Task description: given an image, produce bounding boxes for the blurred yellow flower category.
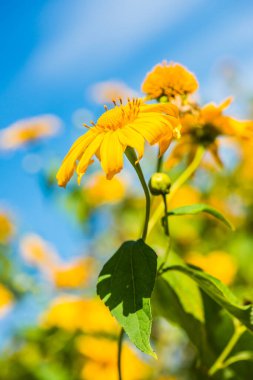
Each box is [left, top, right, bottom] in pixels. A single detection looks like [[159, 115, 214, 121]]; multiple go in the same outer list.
[[186, 250, 237, 285], [0, 283, 14, 318], [85, 172, 126, 205], [90, 80, 138, 104], [20, 234, 58, 269], [142, 61, 198, 100], [57, 98, 180, 187], [42, 296, 119, 333], [77, 336, 150, 380], [0, 115, 61, 151], [51, 257, 94, 289], [167, 98, 253, 168], [0, 211, 14, 244]]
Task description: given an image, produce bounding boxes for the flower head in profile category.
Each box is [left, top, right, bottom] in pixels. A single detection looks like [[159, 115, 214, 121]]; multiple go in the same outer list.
[[142, 61, 198, 100], [57, 98, 181, 187], [166, 98, 253, 168], [0, 115, 61, 151]]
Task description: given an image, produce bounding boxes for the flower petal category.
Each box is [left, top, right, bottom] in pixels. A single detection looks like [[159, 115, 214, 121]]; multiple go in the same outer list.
[[76, 133, 106, 184], [56, 130, 97, 187], [117, 126, 144, 161], [99, 132, 124, 179]]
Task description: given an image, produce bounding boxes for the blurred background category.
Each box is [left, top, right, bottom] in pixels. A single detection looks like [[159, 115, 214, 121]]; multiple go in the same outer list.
[[1, 1, 253, 379]]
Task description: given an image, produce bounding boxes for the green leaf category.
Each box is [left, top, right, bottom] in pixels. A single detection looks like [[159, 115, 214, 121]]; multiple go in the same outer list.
[[163, 264, 253, 332], [223, 351, 253, 368], [166, 203, 234, 230], [153, 253, 217, 366], [97, 239, 157, 357]]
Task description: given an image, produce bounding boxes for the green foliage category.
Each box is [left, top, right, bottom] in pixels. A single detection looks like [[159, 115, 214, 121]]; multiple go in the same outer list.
[[97, 239, 157, 356], [166, 203, 234, 230], [163, 264, 253, 332]]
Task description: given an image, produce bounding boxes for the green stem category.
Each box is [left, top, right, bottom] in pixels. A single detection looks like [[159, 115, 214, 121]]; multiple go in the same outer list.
[[156, 152, 163, 172], [147, 145, 205, 237], [117, 328, 124, 380], [208, 322, 246, 376], [162, 194, 169, 236], [125, 147, 151, 241]]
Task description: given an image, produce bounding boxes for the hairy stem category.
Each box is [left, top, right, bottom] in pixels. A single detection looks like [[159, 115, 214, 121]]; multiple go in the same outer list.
[[125, 147, 151, 241]]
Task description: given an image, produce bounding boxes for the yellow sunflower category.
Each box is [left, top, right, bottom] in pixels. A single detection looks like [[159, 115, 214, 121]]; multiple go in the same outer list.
[[57, 98, 180, 187], [142, 61, 198, 100], [166, 98, 253, 168]]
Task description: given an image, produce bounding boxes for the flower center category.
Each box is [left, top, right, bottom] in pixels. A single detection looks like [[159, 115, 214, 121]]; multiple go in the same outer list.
[[96, 100, 141, 131]]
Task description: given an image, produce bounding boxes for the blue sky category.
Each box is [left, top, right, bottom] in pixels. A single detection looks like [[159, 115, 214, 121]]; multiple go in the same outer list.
[[0, 0, 253, 259]]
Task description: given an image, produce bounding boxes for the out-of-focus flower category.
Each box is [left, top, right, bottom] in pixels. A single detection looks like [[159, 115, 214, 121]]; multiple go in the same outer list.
[[142, 61, 198, 100], [186, 250, 237, 285], [41, 296, 119, 334], [0, 211, 14, 244], [0, 283, 14, 318], [169, 185, 200, 209], [77, 336, 150, 380], [57, 99, 180, 187], [166, 98, 253, 168], [0, 115, 61, 151], [85, 172, 126, 205], [50, 257, 94, 289], [90, 80, 139, 104], [20, 234, 58, 270]]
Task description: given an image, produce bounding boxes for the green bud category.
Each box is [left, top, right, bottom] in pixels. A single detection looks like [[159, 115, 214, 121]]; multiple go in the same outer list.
[[158, 95, 168, 103], [149, 172, 172, 196]]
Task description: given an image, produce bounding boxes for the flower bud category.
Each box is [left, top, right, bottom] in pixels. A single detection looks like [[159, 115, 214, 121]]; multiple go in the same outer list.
[[149, 172, 172, 196], [158, 95, 168, 103]]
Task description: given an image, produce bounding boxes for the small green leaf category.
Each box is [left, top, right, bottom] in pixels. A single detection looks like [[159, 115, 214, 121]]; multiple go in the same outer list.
[[164, 265, 253, 332], [97, 239, 157, 357], [166, 203, 234, 230], [223, 351, 253, 368]]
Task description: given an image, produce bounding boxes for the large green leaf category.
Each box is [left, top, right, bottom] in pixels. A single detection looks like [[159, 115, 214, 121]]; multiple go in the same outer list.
[[97, 239, 157, 357], [153, 253, 217, 366], [166, 203, 234, 230], [164, 264, 253, 332]]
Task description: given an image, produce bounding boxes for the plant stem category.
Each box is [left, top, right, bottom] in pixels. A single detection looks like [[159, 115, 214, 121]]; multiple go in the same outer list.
[[147, 145, 205, 237], [208, 322, 246, 376], [156, 152, 163, 172], [117, 328, 124, 380], [125, 147, 151, 241]]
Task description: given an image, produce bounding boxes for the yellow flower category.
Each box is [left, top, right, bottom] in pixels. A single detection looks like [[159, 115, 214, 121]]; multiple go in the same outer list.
[[0, 211, 14, 244], [166, 98, 253, 168], [0, 115, 61, 151], [77, 336, 150, 380], [142, 61, 198, 100], [56, 98, 180, 187], [20, 234, 58, 269], [50, 257, 94, 289], [186, 250, 237, 285], [85, 172, 126, 205], [41, 296, 119, 334], [0, 283, 14, 318]]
